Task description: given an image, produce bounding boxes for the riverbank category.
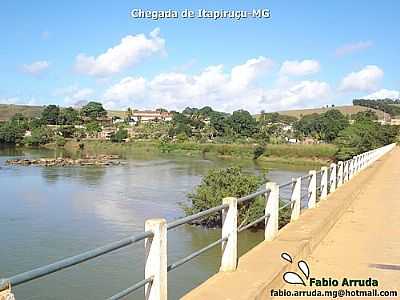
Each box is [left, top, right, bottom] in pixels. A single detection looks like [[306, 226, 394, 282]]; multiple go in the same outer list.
[[55, 140, 337, 167]]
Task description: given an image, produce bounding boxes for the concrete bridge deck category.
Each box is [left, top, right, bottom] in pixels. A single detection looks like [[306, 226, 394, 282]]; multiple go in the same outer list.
[[279, 147, 400, 298], [183, 147, 399, 299]]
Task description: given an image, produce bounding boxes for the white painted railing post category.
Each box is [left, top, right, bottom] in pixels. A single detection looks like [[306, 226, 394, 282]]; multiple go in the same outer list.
[[349, 159, 354, 180], [220, 197, 237, 272], [320, 167, 328, 200], [265, 182, 279, 241], [329, 163, 337, 193], [290, 177, 301, 221], [337, 161, 344, 187], [307, 171, 317, 209], [145, 219, 167, 300]]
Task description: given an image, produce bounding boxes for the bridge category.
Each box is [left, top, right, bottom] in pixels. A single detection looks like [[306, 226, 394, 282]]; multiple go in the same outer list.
[[0, 143, 398, 300]]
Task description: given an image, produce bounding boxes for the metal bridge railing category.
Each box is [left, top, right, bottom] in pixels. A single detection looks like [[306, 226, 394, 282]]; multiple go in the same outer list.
[[0, 143, 396, 300]]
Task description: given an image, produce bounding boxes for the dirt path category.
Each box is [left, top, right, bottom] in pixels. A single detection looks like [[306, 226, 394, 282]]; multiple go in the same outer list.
[[277, 148, 400, 299]]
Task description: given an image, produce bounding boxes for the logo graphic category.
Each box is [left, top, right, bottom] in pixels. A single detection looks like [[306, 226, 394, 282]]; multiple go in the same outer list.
[[281, 252, 310, 286]]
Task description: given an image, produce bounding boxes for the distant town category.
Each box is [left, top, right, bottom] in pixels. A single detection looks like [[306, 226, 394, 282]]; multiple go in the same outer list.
[[0, 98, 399, 161]]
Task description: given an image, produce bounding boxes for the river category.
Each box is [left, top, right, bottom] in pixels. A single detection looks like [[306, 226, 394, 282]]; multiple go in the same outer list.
[[0, 146, 308, 300]]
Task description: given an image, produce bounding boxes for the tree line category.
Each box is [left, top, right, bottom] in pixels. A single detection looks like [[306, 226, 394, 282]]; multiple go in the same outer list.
[[1, 103, 399, 160], [353, 99, 400, 116]]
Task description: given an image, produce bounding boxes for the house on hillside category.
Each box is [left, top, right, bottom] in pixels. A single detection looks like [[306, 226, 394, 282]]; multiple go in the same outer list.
[[130, 110, 172, 123], [98, 127, 115, 140], [82, 116, 113, 126], [391, 118, 400, 126]]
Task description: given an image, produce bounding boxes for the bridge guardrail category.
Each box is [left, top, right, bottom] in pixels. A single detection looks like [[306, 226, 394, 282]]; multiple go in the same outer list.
[[0, 143, 396, 300]]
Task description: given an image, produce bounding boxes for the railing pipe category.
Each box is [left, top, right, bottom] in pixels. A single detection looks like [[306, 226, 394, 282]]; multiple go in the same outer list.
[[0, 231, 153, 291]]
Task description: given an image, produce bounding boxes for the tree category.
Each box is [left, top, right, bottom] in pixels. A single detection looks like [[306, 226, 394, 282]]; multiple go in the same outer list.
[[294, 110, 349, 142], [229, 110, 257, 137], [182, 167, 264, 227], [81, 101, 107, 119], [352, 110, 378, 122], [353, 99, 400, 116], [85, 122, 102, 137], [210, 112, 228, 136], [24, 126, 54, 146], [41, 105, 60, 125], [110, 128, 128, 143], [58, 107, 79, 125], [334, 118, 398, 160], [0, 121, 25, 144], [318, 110, 349, 142]]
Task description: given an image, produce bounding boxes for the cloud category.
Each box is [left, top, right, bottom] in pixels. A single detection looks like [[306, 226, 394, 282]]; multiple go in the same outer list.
[[22, 60, 50, 76], [363, 89, 400, 100], [103, 57, 330, 113], [54, 85, 94, 106], [339, 65, 383, 92], [279, 59, 320, 77], [74, 28, 165, 77], [335, 41, 373, 57]]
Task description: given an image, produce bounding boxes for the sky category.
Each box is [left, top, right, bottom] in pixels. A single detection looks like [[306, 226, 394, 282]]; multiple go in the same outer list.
[[1, 0, 399, 113]]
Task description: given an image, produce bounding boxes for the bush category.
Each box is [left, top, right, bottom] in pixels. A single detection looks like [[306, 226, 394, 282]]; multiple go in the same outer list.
[[55, 136, 66, 147], [24, 126, 54, 146], [253, 145, 266, 159], [110, 129, 128, 143], [181, 167, 264, 228]]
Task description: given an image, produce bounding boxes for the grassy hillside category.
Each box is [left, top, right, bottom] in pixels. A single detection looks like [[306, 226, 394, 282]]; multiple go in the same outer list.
[[276, 105, 389, 120], [0, 104, 126, 121], [0, 104, 44, 121]]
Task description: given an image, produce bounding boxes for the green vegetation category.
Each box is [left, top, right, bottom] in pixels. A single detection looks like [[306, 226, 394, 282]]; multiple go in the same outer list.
[[85, 121, 102, 137], [110, 128, 128, 143], [335, 112, 398, 160], [81, 101, 107, 119], [0, 120, 25, 144], [182, 167, 264, 227], [181, 167, 291, 229], [24, 126, 54, 146], [353, 99, 400, 116], [1, 102, 398, 165], [55, 136, 66, 147], [294, 109, 349, 142]]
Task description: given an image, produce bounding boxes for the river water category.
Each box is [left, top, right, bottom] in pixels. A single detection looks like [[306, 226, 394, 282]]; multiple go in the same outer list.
[[0, 147, 307, 300]]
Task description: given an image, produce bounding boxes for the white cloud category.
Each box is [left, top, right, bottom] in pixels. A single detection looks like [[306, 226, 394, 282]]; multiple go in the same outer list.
[[279, 59, 320, 77], [75, 28, 165, 77], [102, 57, 330, 113], [335, 41, 373, 57], [54, 85, 94, 106], [339, 65, 383, 92], [364, 89, 400, 100], [22, 60, 50, 76]]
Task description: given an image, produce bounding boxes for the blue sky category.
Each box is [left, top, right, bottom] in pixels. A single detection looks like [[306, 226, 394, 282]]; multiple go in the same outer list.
[[1, 0, 399, 112]]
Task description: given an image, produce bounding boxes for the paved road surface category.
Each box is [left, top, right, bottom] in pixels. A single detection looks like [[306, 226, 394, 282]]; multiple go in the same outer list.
[[277, 148, 400, 299]]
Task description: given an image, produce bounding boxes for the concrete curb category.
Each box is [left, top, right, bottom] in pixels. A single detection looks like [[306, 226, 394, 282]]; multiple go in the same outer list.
[[181, 152, 391, 300]]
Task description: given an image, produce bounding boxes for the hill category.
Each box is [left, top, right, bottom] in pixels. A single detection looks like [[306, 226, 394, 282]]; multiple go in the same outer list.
[[0, 104, 44, 121], [0, 104, 127, 121], [276, 105, 390, 120]]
